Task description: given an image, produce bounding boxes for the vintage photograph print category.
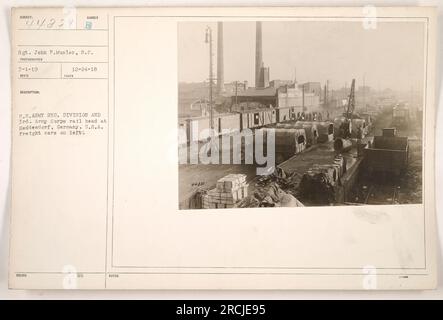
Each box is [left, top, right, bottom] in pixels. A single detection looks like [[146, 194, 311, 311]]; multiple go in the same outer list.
[[178, 20, 424, 209]]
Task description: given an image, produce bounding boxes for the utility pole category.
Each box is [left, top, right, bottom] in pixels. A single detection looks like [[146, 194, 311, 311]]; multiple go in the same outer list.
[[216, 22, 224, 95], [302, 83, 305, 113], [326, 80, 329, 107], [285, 85, 289, 110], [323, 82, 328, 108], [205, 26, 214, 133], [323, 85, 326, 107], [363, 74, 366, 112], [234, 80, 238, 112]]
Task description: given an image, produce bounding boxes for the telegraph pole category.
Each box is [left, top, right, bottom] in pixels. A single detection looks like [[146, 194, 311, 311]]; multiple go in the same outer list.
[[302, 83, 305, 112], [205, 26, 215, 133], [363, 74, 367, 112], [204, 25, 219, 157], [234, 81, 238, 112]]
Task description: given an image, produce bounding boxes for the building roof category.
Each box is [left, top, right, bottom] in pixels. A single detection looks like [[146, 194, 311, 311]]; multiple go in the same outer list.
[[237, 107, 276, 114], [236, 87, 277, 97]]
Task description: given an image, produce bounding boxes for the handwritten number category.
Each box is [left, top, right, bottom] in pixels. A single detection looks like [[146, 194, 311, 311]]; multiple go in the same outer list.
[[47, 18, 56, 29]]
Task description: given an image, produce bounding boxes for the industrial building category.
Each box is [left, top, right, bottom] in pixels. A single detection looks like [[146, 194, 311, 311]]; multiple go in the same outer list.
[[233, 87, 278, 108], [269, 79, 294, 88], [277, 85, 320, 111], [223, 81, 248, 96], [300, 82, 322, 96]]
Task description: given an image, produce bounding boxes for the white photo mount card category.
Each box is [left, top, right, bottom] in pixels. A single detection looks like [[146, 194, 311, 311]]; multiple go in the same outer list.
[[9, 6, 438, 290]]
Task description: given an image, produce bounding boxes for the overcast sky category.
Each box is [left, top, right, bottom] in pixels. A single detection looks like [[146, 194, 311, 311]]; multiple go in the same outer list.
[[178, 20, 425, 92]]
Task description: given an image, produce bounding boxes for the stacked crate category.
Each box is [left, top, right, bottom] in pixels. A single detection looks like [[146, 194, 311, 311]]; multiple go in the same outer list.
[[202, 174, 249, 209]]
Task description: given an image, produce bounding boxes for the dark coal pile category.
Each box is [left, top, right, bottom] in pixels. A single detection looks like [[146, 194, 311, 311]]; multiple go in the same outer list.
[[298, 172, 336, 205]]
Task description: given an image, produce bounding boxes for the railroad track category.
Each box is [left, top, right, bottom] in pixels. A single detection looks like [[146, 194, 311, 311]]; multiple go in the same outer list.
[[363, 184, 400, 205]]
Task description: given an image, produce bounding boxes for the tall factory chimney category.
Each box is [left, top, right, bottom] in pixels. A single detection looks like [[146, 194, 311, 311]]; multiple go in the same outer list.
[[255, 21, 263, 88], [217, 22, 225, 94]]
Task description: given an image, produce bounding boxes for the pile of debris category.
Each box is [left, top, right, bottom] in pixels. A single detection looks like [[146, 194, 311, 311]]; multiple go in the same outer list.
[[237, 167, 304, 207], [298, 171, 335, 204], [298, 155, 346, 205], [202, 174, 249, 209], [254, 183, 304, 207], [254, 166, 301, 190]]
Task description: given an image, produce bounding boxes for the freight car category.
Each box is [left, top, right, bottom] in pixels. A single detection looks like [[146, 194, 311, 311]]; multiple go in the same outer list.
[[179, 113, 241, 142], [392, 104, 410, 128], [363, 128, 409, 176], [239, 108, 277, 130], [293, 121, 318, 146], [179, 108, 333, 146], [333, 115, 352, 139], [315, 121, 334, 143], [261, 127, 307, 163]]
